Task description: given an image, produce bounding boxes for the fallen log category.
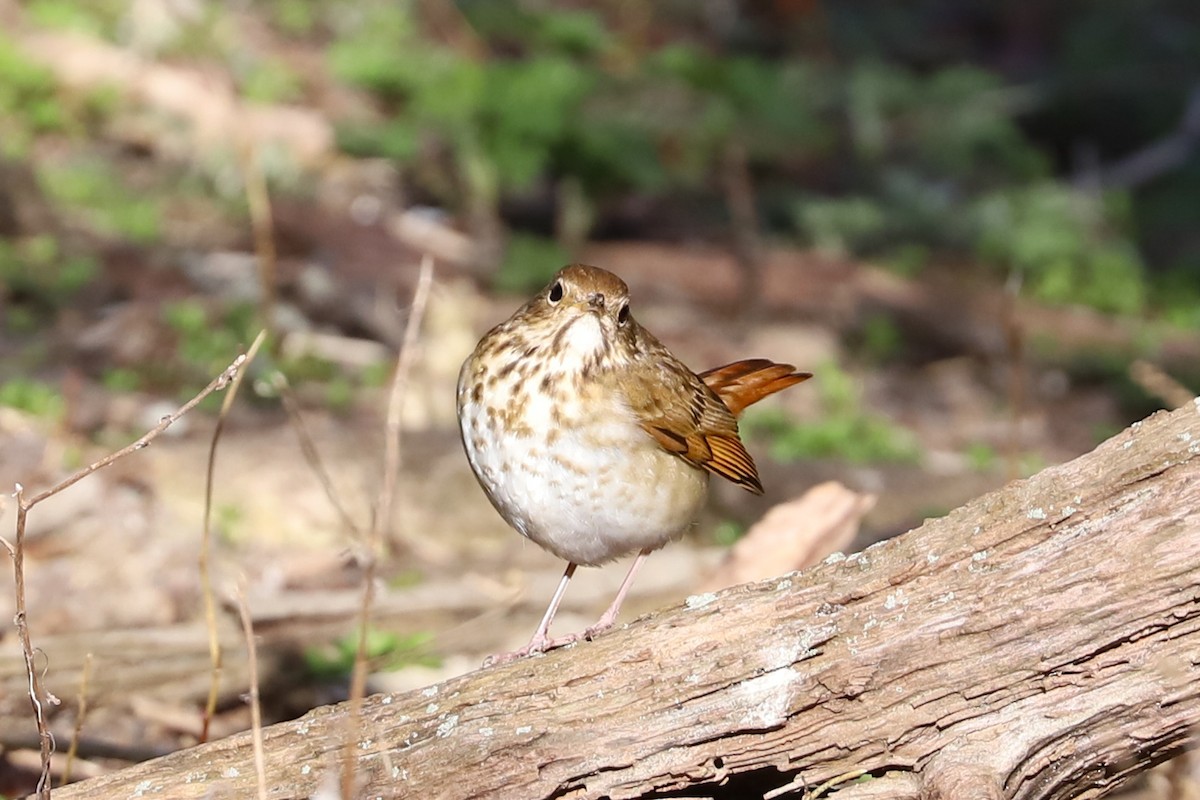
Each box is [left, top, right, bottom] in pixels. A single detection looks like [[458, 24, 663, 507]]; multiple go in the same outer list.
[[54, 400, 1200, 799]]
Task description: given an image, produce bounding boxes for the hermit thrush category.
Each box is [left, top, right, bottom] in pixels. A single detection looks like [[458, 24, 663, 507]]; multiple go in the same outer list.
[[457, 264, 810, 664]]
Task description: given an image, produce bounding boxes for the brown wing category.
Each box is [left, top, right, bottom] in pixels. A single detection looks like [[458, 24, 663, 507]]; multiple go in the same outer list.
[[699, 359, 812, 416], [617, 357, 766, 494]]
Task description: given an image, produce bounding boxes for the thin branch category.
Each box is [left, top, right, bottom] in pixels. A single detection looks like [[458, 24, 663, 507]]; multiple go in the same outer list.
[[1002, 271, 1025, 482], [6, 484, 57, 799], [340, 256, 434, 798], [200, 330, 268, 743], [235, 581, 268, 800], [1130, 359, 1195, 410], [721, 136, 765, 316], [380, 255, 435, 544], [62, 651, 93, 785], [241, 140, 278, 347], [22, 358, 247, 508], [1080, 84, 1200, 190], [0, 351, 251, 799], [274, 373, 364, 540]]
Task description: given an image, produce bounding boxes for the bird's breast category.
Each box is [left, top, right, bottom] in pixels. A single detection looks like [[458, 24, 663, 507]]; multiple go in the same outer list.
[[457, 357, 707, 566]]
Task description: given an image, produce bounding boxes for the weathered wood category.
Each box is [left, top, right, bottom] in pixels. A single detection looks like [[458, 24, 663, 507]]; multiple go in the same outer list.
[[0, 623, 254, 721], [0, 549, 721, 731], [54, 401, 1200, 799]]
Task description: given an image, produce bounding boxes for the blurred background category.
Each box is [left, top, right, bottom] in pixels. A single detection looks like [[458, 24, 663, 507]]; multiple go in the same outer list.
[[0, 0, 1197, 794]]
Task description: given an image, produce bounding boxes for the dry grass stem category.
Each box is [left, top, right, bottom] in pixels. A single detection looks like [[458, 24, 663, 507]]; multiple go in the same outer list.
[[62, 651, 93, 785], [1131, 359, 1195, 409], [380, 255, 436, 540], [0, 351, 252, 799], [235, 582, 269, 800], [274, 373, 364, 539], [200, 330, 268, 742], [1002, 272, 1026, 482], [241, 141, 278, 344], [340, 255, 434, 798]]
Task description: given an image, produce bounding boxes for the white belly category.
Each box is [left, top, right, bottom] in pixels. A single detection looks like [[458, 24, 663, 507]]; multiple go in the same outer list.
[[458, 372, 708, 566]]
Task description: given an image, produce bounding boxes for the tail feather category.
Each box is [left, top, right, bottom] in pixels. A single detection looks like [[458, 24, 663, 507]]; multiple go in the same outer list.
[[700, 359, 812, 417]]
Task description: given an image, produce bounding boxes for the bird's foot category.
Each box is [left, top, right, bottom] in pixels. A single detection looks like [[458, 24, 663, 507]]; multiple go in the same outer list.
[[482, 631, 583, 667], [581, 615, 619, 642]]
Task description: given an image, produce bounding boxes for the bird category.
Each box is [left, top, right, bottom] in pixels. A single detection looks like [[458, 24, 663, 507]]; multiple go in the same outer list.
[[457, 264, 811, 664]]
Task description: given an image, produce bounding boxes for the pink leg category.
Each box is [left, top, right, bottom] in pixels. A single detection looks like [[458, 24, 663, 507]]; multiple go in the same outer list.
[[484, 563, 577, 667], [583, 548, 651, 640]]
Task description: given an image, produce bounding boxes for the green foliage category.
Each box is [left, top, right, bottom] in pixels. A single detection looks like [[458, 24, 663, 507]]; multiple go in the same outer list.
[[712, 520, 746, 547], [784, 59, 1153, 318], [1018, 452, 1047, 478], [0, 235, 98, 313], [0, 378, 65, 420], [214, 502, 245, 544], [331, 5, 596, 195], [240, 58, 304, 104], [335, 120, 418, 162], [163, 304, 389, 411], [495, 234, 568, 293], [323, 374, 354, 412], [304, 629, 439, 680], [485, 57, 596, 188], [0, 32, 119, 159], [268, 0, 319, 36], [0, 36, 66, 156], [387, 568, 424, 589], [276, 353, 338, 384], [163, 299, 259, 386], [1152, 270, 1200, 329], [846, 62, 1045, 180], [25, 0, 123, 37], [360, 360, 392, 389], [796, 195, 889, 255], [39, 159, 162, 243], [101, 368, 141, 393], [532, 9, 611, 56], [325, 4, 420, 98], [742, 362, 920, 464], [856, 314, 903, 363], [8, 2, 1177, 325], [326, 2, 1165, 315], [965, 442, 998, 473], [1092, 422, 1122, 445], [264, 351, 391, 413], [884, 243, 930, 277], [973, 185, 1145, 315]]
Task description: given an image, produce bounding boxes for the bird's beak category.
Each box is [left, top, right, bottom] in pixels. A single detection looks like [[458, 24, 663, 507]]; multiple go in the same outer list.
[[586, 292, 606, 311]]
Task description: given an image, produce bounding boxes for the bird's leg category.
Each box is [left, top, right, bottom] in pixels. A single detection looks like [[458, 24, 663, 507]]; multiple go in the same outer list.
[[484, 562, 578, 667], [583, 548, 651, 640]]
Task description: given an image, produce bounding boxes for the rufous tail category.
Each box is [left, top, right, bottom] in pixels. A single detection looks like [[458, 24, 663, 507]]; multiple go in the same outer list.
[[699, 359, 812, 417]]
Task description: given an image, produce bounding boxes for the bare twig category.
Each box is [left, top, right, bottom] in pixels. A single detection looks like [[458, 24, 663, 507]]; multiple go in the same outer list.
[[380, 256, 435, 546], [235, 582, 268, 800], [1130, 360, 1195, 410], [1002, 272, 1025, 482], [721, 136, 765, 315], [200, 330, 268, 743], [62, 651, 93, 785], [274, 374, 364, 540], [4, 485, 57, 799], [1077, 85, 1200, 191], [340, 256, 434, 798], [0, 353, 251, 799], [241, 140, 278, 347]]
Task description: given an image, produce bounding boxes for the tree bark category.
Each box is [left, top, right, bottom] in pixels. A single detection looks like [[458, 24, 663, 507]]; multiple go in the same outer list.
[[54, 401, 1200, 800]]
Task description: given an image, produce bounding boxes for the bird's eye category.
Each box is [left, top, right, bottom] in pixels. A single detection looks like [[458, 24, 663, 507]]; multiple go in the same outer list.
[[548, 281, 564, 304], [617, 303, 630, 325]]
